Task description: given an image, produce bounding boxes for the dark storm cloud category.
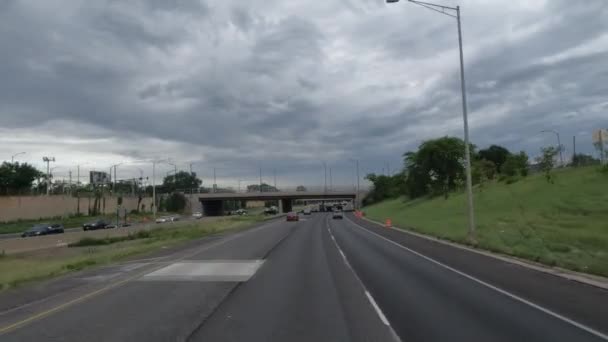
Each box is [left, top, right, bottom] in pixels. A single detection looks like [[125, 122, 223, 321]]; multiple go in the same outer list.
[[1, 0, 607, 182]]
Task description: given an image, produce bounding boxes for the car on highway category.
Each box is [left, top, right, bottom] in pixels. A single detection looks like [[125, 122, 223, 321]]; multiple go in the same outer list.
[[192, 212, 203, 219], [21, 223, 65, 237], [83, 219, 110, 231], [303, 208, 312, 215], [332, 210, 344, 220], [286, 211, 299, 222], [264, 206, 279, 215]]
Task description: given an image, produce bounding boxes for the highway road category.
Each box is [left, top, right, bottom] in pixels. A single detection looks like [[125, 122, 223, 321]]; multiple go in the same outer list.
[[0, 213, 607, 341]]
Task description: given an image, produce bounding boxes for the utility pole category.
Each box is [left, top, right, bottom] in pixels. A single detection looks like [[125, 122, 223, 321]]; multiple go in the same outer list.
[[189, 163, 194, 198], [68, 170, 72, 193], [323, 161, 327, 193], [152, 161, 157, 219], [213, 167, 217, 193], [573, 136, 576, 165], [329, 167, 333, 191], [259, 167, 263, 193], [42, 157, 55, 196], [273, 168, 277, 189]]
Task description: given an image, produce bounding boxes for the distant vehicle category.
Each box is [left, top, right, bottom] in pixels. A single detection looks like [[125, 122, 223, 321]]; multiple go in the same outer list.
[[21, 223, 64, 237], [83, 220, 110, 231], [343, 202, 354, 212], [192, 212, 203, 219], [286, 212, 299, 222], [264, 206, 279, 215], [169, 215, 180, 222], [303, 208, 312, 215], [235, 209, 248, 215], [311, 206, 320, 213], [155, 216, 171, 223], [332, 210, 344, 220]]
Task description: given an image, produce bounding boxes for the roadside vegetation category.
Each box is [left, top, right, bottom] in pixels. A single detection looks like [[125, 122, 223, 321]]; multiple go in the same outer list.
[[0, 215, 267, 291], [362, 135, 608, 277]]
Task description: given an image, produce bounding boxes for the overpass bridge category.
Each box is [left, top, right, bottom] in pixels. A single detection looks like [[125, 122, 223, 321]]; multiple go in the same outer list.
[[197, 191, 357, 216]]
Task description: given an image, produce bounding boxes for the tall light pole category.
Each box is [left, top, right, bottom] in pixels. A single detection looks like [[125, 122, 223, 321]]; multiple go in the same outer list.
[[541, 129, 564, 166], [387, 0, 476, 241], [322, 161, 327, 193], [42, 157, 55, 195], [349, 159, 360, 209], [11, 152, 26, 163], [110, 163, 123, 194]]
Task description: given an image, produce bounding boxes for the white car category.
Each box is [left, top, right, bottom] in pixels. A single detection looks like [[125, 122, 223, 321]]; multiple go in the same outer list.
[[192, 212, 203, 219], [155, 216, 171, 223]]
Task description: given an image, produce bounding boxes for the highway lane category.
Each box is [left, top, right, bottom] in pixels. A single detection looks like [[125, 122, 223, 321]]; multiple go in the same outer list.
[[0, 214, 396, 341], [1, 212, 607, 341], [329, 215, 608, 342], [190, 212, 399, 341]]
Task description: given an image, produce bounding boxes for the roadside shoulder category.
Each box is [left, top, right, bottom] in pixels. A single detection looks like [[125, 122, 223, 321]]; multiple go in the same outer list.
[[358, 215, 608, 291]]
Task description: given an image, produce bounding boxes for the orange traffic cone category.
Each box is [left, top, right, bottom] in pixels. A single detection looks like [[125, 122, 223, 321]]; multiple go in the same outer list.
[[385, 218, 392, 228]]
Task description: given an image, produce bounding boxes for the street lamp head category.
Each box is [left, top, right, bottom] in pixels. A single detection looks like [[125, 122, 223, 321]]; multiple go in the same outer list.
[[386, 0, 400, 3]]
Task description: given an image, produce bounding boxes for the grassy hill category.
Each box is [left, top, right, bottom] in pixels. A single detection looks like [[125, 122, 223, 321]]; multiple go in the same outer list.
[[363, 166, 608, 277]]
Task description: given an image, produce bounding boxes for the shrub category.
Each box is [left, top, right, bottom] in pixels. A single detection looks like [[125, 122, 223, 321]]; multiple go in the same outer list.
[[165, 192, 187, 212]]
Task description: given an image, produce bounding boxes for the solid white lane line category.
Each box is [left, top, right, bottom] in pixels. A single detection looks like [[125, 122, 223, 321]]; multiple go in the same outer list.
[[365, 291, 390, 326], [345, 216, 608, 341], [326, 217, 400, 340]]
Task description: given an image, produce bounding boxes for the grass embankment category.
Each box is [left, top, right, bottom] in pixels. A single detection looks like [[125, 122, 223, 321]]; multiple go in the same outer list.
[[0, 212, 173, 235], [0, 215, 267, 291], [364, 166, 608, 277]]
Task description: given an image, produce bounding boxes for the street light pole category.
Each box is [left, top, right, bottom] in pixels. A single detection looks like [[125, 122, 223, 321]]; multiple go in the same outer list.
[[322, 161, 327, 193], [541, 130, 564, 166], [11, 152, 26, 163], [387, 0, 476, 241], [349, 159, 361, 209]]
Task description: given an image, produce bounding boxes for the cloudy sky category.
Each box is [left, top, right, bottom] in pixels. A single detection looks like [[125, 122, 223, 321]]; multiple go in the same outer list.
[[1, 0, 607, 189]]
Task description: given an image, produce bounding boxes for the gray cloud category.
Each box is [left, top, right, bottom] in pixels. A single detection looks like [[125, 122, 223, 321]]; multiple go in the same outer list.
[[1, 0, 607, 186]]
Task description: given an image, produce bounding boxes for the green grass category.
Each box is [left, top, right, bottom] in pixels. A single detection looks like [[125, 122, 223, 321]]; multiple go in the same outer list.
[[363, 166, 608, 277], [0, 215, 267, 291]]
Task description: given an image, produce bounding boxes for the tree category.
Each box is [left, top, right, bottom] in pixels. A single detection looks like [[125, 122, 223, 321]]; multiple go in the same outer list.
[[472, 159, 496, 188], [537, 147, 558, 183], [362, 172, 406, 206], [404, 136, 467, 199], [162, 171, 202, 193], [296, 185, 307, 192], [165, 192, 187, 212], [571, 153, 599, 167], [502, 151, 529, 177], [477, 145, 511, 173], [0, 162, 43, 195]]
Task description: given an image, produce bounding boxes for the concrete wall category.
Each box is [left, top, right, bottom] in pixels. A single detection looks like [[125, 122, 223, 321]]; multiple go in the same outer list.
[[0, 195, 154, 222]]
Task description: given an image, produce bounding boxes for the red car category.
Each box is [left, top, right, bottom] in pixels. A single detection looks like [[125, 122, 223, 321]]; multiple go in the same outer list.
[[286, 212, 299, 222]]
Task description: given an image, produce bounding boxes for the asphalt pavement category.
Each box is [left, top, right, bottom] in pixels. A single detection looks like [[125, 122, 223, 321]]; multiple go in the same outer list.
[[0, 213, 606, 341]]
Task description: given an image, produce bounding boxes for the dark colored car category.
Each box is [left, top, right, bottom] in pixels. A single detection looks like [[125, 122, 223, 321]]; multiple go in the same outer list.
[[286, 212, 299, 222], [21, 223, 64, 237], [83, 220, 110, 231]]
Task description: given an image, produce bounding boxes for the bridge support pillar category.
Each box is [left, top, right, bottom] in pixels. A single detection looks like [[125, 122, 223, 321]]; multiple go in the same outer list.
[[280, 199, 292, 213]]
